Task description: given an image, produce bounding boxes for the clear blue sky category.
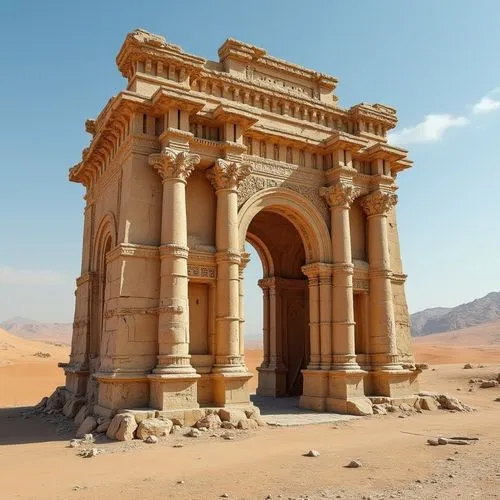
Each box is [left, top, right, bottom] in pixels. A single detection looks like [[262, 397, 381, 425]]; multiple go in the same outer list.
[[1, 1, 499, 336]]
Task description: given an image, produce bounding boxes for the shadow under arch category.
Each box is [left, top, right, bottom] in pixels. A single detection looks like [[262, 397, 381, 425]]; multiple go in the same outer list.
[[238, 187, 331, 264]]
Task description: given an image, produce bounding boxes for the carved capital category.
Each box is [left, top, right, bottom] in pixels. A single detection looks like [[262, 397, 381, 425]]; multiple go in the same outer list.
[[320, 182, 360, 209], [207, 159, 252, 191], [360, 190, 398, 216], [148, 147, 200, 182]]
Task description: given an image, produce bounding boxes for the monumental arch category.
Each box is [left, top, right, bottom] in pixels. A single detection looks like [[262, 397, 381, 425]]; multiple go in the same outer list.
[[64, 29, 419, 420]]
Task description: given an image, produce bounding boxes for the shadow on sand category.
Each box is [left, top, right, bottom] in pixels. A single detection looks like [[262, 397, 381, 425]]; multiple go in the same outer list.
[[0, 406, 72, 446]]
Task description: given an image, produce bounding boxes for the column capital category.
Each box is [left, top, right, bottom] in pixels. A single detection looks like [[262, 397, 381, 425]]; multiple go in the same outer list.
[[360, 190, 398, 216], [320, 182, 360, 209], [301, 262, 332, 278], [207, 158, 252, 191], [148, 147, 200, 183]]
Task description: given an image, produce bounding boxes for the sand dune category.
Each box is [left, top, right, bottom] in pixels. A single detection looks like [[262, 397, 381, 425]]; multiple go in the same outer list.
[[0, 328, 69, 407]]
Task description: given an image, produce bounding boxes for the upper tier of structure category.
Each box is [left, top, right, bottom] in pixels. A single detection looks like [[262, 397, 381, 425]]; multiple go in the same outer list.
[[70, 29, 410, 189]]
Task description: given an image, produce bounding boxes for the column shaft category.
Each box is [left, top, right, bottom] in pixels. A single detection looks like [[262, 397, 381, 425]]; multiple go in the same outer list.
[[307, 276, 320, 369]]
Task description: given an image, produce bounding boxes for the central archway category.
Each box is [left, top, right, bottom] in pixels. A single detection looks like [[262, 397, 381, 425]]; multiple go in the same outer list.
[[239, 188, 332, 399]]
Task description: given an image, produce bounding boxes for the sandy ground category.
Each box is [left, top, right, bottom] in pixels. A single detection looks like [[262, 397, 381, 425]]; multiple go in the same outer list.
[[0, 330, 499, 499]]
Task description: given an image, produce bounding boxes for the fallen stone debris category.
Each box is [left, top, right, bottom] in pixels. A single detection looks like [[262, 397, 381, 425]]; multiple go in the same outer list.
[[304, 449, 320, 457], [345, 460, 362, 468], [427, 435, 478, 446]]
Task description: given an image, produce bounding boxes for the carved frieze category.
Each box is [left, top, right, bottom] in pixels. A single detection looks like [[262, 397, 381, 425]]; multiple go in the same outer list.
[[187, 265, 216, 279], [237, 174, 329, 222]]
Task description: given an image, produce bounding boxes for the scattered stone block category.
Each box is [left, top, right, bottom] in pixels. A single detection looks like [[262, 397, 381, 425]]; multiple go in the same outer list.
[[74, 404, 92, 427], [144, 435, 158, 444], [372, 404, 387, 415], [136, 418, 173, 440], [218, 408, 248, 425], [107, 413, 137, 441], [238, 418, 259, 430], [427, 439, 440, 446], [419, 396, 439, 411], [437, 394, 474, 412], [76, 416, 97, 438], [346, 399, 373, 416], [195, 413, 221, 430], [185, 428, 201, 438]]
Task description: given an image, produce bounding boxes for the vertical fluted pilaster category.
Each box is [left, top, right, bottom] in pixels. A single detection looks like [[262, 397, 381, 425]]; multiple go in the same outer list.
[[148, 147, 200, 373], [207, 159, 252, 373]]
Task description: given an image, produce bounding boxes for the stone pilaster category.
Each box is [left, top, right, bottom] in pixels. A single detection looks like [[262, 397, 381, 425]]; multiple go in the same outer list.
[[147, 147, 201, 410], [361, 189, 411, 398], [320, 181, 370, 414], [320, 182, 360, 370], [207, 159, 253, 405], [360, 190, 400, 369]]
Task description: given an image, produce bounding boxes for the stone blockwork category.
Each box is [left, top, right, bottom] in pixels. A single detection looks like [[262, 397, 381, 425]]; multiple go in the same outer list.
[[63, 28, 419, 425]]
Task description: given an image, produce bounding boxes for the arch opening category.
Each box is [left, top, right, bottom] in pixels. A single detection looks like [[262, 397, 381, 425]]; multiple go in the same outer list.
[[244, 209, 310, 397]]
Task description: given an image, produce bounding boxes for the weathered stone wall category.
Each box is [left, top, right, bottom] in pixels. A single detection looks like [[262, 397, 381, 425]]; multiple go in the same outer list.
[[387, 208, 414, 362]]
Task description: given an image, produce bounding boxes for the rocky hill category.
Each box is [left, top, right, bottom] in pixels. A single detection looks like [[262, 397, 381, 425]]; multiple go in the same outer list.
[[411, 291, 500, 337], [0, 317, 72, 344]]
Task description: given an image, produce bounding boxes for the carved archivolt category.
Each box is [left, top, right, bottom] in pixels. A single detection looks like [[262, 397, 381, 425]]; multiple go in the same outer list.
[[237, 174, 329, 222]]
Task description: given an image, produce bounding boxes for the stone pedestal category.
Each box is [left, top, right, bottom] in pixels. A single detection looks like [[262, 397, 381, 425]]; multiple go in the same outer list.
[[148, 373, 200, 410], [256, 366, 287, 397], [212, 372, 253, 406], [326, 370, 371, 414], [299, 369, 329, 411], [94, 372, 150, 410]]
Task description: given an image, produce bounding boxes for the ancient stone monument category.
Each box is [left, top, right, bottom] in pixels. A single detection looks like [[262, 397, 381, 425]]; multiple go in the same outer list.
[[63, 29, 419, 422]]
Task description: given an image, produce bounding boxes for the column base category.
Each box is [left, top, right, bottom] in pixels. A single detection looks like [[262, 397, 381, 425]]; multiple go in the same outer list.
[[94, 371, 150, 410], [256, 365, 287, 397], [299, 369, 329, 411], [148, 373, 200, 411], [63, 363, 89, 396], [370, 368, 419, 398], [212, 371, 252, 407], [326, 369, 372, 415]]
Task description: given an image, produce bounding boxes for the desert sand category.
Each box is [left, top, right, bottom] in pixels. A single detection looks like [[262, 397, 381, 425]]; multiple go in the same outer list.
[[0, 328, 499, 499]]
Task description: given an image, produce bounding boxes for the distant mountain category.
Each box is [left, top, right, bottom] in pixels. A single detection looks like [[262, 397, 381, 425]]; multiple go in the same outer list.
[[411, 291, 500, 337], [0, 318, 72, 344]]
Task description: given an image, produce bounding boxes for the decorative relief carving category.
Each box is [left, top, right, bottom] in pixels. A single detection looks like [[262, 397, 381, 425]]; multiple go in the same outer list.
[[360, 190, 398, 216], [319, 182, 360, 209], [353, 279, 369, 291], [158, 305, 184, 315], [207, 159, 253, 190], [148, 147, 200, 182], [104, 307, 159, 319], [237, 174, 329, 222], [188, 265, 216, 279]]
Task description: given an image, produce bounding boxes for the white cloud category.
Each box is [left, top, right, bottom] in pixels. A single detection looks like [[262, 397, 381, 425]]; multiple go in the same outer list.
[[472, 88, 500, 114], [0, 266, 66, 285], [389, 114, 469, 146]]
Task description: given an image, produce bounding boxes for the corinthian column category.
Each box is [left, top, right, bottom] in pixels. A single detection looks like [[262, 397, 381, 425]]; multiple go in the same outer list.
[[320, 182, 360, 371], [148, 147, 199, 376], [360, 190, 401, 370], [207, 159, 252, 372]]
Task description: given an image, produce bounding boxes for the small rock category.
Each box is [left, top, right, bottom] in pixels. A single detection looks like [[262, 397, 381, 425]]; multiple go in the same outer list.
[[177, 480, 185, 485], [345, 460, 362, 468], [78, 447, 104, 458], [463, 363, 473, 369], [185, 428, 201, 438], [220, 494, 230, 498], [238, 418, 259, 430], [144, 435, 158, 444], [495, 397, 500, 402], [427, 439, 440, 446], [437, 437, 448, 445], [69, 439, 81, 448], [221, 432, 234, 440], [218, 408, 247, 425], [480, 380, 498, 388], [221, 421, 235, 430], [173, 443, 183, 448], [107, 413, 137, 441], [304, 449, 320, 457], [372, 404, 387, 415]]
